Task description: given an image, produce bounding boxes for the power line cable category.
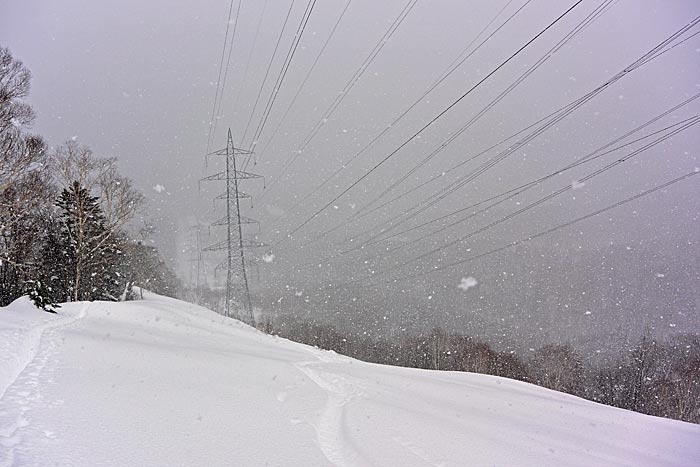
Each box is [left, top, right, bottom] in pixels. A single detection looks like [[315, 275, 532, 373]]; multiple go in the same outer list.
[[357, 0, 612, 215], [294, 0, 612, 250], [375, 114, 700, 256], [318, 103, 700, 267], [204, 0, 237, 160], [368, 169, 700, 285], [348, 115, 700, 284], [259, 0, 418, 198], [253, 0, 353, 172], [232, 0, 269, 119], [274, 0, 584, 248], [282, 101, 700, 273], [247, 0, 318, 161], [240, 0, 296, 146], [334, 18, 700, 249], [262, 0, 526, 220], [211, 0, 244, 147]]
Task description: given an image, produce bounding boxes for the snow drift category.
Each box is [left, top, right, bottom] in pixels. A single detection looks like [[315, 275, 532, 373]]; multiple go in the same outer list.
[[1, 293, 698, 467]]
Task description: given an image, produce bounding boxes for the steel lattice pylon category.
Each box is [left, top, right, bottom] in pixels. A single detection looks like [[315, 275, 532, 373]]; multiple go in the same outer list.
[[203, 129, 266, 320]]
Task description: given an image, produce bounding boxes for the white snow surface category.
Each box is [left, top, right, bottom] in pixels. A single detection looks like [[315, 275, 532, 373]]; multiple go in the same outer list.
[[1, 294, 698, 467]]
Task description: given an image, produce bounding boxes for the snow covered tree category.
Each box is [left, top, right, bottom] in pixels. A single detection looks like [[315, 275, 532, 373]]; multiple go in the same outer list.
[[26, 279, 60, 312], [118, 239, 180, 299], [0, 46, 54, 306], [52, 141, 144, 232], [34, 217, 73, 305], [54, 181, 120, 301], [0, 46, 45, 192], [622, 330, 664, 414]]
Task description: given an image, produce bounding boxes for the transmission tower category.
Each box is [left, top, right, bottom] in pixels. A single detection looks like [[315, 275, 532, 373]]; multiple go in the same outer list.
[[202, 128, 266, 320]]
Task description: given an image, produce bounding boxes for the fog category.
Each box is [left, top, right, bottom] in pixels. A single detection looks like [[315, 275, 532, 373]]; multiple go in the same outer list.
[[3, 0, 699, 356]]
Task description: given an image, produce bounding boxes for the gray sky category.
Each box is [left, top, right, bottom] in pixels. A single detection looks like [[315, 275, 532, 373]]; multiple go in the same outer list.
[[2, 0, 700, 347]]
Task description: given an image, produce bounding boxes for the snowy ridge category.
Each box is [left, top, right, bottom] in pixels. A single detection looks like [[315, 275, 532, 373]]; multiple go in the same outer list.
[[1, 293, 699, 467]]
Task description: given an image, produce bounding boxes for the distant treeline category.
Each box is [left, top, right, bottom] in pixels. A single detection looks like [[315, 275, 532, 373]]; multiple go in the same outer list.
[[263, 315, 700, 425], [182, 282, 700, 425], [0, 46, 178, 310], [179, 278, 700, 427]]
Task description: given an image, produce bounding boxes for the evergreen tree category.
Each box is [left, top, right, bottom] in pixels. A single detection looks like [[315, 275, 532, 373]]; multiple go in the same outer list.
[[36, 218, 72, 305], [26, 279, 59, 312], [54, 181, 120, 301]]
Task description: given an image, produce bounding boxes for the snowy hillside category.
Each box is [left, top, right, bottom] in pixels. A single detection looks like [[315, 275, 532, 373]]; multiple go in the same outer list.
[[1, 294, 698, 467]]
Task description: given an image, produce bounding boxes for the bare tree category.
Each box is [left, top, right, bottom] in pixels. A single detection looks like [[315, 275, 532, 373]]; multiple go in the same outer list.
[[96, 162, 145, 230], [528, 344, 583, 395], [52, 140, 145, 231], [0, 47, 53, 304], [0, 47, 51, 234], [0, 46, 41, 191], [430, 327, 448, 370]]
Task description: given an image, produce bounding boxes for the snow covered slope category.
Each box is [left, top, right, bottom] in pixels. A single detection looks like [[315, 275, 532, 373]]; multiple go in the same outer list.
[[1, 294, 698, 467]]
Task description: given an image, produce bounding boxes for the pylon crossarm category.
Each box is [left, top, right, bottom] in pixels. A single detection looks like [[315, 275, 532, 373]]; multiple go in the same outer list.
[[211, 214, 258, 227], [206, 147, 254, 157], [203, 240, 228, 251], [239, 215, 260, 225], [201, 171, 227, 182], [232, 170, 263, 180], [215, 190, 251, 200]]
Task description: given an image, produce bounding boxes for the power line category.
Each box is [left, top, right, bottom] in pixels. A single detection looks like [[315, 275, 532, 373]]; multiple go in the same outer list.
[[375, 114, 700, 255], [259, 0, 418, 200], [211, 0, 244, 149], [274, 0, 584, 248], [253, 0, 353, 176], [204, 0, 237, 159], [322, 101, 700, 267], [347, 115, 700, 284], [329, 17, 700, 250], [366, 169, 700, 285], [262, 0, 524, 219], [247, 0, 318, 159], [358, 0, 612, 215], [273, 14, 700, 268], [294, 0, 613, 250], [240, 0, 296, 146], [279, 99, 700, 274], [232, 0, 269, 122]]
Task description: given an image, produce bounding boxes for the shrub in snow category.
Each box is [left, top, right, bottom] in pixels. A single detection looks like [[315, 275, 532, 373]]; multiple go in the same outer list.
[[26, 279, 60, 313]]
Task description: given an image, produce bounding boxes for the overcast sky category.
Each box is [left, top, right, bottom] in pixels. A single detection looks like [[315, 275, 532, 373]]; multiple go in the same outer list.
[[2, 0, 700, 345]]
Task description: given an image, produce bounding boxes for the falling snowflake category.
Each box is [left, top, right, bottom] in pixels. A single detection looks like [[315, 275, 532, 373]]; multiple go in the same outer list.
[[262, 252, 275, 263], [458, 276, 478, 291], [153, 184, 165, 193]]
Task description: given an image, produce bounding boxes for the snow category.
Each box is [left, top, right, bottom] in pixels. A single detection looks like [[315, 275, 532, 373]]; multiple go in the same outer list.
[[457, 276, 478, 291], [1, 294, 699, 467], [571, 180, 585, 190]]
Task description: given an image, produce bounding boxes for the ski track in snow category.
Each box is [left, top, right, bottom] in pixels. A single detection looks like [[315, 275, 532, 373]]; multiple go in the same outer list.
[[0, 303, 89, 467], [294, 348, 371, 467]]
